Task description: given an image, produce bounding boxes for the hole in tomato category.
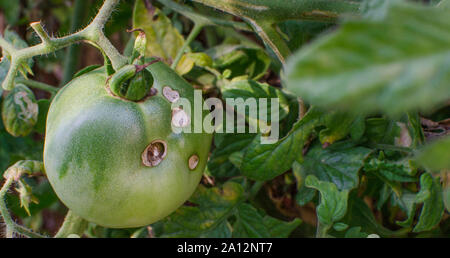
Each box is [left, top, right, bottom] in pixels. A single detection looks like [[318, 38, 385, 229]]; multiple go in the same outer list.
[[188, 155, 199, 170], [142, 140, 167, 167]]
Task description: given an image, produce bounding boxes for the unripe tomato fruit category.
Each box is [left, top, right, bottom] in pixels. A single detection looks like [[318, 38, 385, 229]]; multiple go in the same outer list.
[[44, 62, 212, 228]]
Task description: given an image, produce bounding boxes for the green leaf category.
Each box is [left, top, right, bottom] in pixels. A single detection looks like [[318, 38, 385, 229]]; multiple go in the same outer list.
[[192, 0, 360, 63], [208, 133, 255, 178], [133, 0, 185, 62], [233, 203, 271, 238], [349, 115, 366, 141], [393, 190, 417, 227], [4, 160, 44, 182], [160, 182, 244, 238], [364, 157, 418, 184], [364, 117, 405, 145], [300, 142, 372, 191], [344, 227, 369, 238], [319, 112, 358, 145], [262, 216, 301, 238], [293, 161, 316, 205], [1, 84, 39, 137], [176, 52, 213, 75], [156, 0, 252, 31], [413, 173, 444, 232], [233, 203, 301, 238], [285, 1, 450, 115], [416, 136, 450, 172], [221, 80, 290, 122], [333, 222, 349, 232], [342, 193, 395, 237], [240, 107, 322, 181], [305, 175, 349, 227], [277, 20, 333, 52], [207, 45, 271, 80]]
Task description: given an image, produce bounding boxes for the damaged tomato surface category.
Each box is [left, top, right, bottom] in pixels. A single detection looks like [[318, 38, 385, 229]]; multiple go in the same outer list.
[[43, 62, 213, 228]]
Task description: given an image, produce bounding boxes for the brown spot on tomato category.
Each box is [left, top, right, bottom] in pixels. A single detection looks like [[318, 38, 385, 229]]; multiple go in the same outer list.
[[188, 155, 199, 170], [142, 140, 167, 167]]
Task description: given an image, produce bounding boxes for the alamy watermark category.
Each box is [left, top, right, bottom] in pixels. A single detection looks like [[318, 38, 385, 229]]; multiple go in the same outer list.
[[169, 90, 280, 144]]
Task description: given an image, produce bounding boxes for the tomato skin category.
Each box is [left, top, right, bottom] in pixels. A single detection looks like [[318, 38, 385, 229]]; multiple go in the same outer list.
[[44, 62, 212, 228]]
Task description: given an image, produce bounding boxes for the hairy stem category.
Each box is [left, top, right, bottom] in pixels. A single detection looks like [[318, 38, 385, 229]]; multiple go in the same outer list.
[[0, 0, 127, 90], [0, 178, 46, 238], [16, 78, 58, 95], [171, 23, 205, 69], [55, 210, 88, 238]]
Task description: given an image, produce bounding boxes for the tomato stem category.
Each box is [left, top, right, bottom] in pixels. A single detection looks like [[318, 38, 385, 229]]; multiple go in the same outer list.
[[0, 0, 128, 91], [54, 210, 88, 238], [0, 177, 47, 238], [16, 78, 59, 96]]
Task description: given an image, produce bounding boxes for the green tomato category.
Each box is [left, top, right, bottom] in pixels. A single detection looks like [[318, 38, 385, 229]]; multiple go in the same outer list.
[[44, 62, 213, 228]]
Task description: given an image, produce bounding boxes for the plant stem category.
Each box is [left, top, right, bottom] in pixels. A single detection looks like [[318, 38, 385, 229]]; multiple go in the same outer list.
[[61, 0, 89, 86], [0, 178, 46, 238], [0, 0, 127, 90], [16, 78, 58, 95], [171, 23, 205, 69], [55, 210, 88, 238]]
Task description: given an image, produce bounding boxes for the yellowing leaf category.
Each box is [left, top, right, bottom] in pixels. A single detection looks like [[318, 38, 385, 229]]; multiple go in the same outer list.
[[133, 0, 185, 63]]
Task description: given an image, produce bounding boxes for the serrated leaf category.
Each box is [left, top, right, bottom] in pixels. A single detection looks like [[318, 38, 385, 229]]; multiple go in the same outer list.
[[364, 157, 418, 184], [285, 1, 450, 115], [16, 179, 39, 216], [3, 160, 44, 181], [241, 107, 322, 181], [2, 84, 39, 137], [342, 193, 395, 237], [300, 142, 372, 191], [233, 203, 271, 238], [262, 216, 301, 238], [208, 133, 255, 178], [413, 173, 444, 232], [160, 182, 244, 238], [133, 0, 185, 62], [305, 175, 349, 227]]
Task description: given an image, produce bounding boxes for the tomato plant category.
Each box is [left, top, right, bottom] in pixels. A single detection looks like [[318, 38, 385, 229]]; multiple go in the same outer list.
[[0, 0, 449, 239]]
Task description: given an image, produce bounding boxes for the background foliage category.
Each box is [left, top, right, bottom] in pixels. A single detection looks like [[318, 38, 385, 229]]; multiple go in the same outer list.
[[0, 0, 449, 238]]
